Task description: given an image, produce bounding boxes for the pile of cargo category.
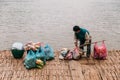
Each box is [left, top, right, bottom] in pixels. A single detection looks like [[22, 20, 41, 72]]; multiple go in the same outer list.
[[11, 41, 54, 69]]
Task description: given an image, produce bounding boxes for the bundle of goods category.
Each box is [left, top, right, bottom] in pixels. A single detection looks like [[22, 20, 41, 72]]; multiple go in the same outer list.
[[24, 41, 46, 69], [36, 46, 46, 65], [24, 41, 41, 51], [24, 50, 37, 69], [44, 44, 54, 60], [93, 41, 107, 60], [59, 48, 69, 59], [24, 50, 45, 69], [59, 47, 82, 60], [24, 41, 54, 69], [72, 47, 82, 59]]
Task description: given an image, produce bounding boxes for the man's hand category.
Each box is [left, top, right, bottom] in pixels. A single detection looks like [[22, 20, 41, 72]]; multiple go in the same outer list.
[[74, 42, 78, 47], [84, 42, 89, 46]]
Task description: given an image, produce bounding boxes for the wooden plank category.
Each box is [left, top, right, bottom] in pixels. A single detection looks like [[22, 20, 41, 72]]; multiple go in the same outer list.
[[0, 50, 120, 80], [95, 65, 107, 80], [87, 57, 95, 65], [69, 60, 85, 80], [49, 75, 57, 80]]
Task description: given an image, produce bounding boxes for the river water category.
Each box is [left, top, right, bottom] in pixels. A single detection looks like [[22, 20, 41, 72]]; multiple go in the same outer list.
[[0, 0, 120, 50]]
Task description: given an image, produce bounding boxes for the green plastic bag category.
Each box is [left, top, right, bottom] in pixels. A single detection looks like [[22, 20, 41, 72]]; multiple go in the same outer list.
[[44, 44, 54, 60], [24, 50, 36, 69], [36, 47, 46, 65]]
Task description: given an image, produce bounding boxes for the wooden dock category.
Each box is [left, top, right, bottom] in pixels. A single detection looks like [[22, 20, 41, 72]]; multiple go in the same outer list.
[[0, 50, 120, 80]]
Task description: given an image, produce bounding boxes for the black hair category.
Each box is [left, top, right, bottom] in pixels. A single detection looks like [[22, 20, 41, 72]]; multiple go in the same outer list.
[[73, 25, 80, 32]]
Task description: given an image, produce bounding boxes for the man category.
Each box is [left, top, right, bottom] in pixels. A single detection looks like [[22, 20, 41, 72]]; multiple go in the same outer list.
[[73, 25, 91, 58]]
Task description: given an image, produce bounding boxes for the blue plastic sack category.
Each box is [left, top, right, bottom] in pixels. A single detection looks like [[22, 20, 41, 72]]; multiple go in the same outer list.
[[44, 44, 54, 60], [24, 50, 36, 69], [36, 47, 46, 65]]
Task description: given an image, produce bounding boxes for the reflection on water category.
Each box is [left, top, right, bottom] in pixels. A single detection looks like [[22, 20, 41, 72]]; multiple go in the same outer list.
[[0, 0, 120, 50]]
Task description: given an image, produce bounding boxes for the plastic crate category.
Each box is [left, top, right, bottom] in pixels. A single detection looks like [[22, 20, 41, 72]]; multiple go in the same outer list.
[[11, 49, 24, 59]]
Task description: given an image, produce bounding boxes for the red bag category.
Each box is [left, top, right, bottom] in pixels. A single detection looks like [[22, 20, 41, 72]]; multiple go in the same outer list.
[[65, 47, 82, 60], [72, 47, 81, 60], [93, 41, 107, 59]]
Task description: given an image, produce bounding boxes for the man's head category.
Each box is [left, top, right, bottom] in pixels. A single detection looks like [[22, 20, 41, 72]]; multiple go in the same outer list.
[[73, 25, 80, 33]]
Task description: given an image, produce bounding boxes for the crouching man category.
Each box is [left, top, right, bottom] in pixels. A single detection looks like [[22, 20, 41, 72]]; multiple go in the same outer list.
[[73, 25, 91, 58]]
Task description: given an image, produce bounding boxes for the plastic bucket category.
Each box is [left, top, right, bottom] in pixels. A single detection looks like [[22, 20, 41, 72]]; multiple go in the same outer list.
[[11, 49, 24, 59]]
